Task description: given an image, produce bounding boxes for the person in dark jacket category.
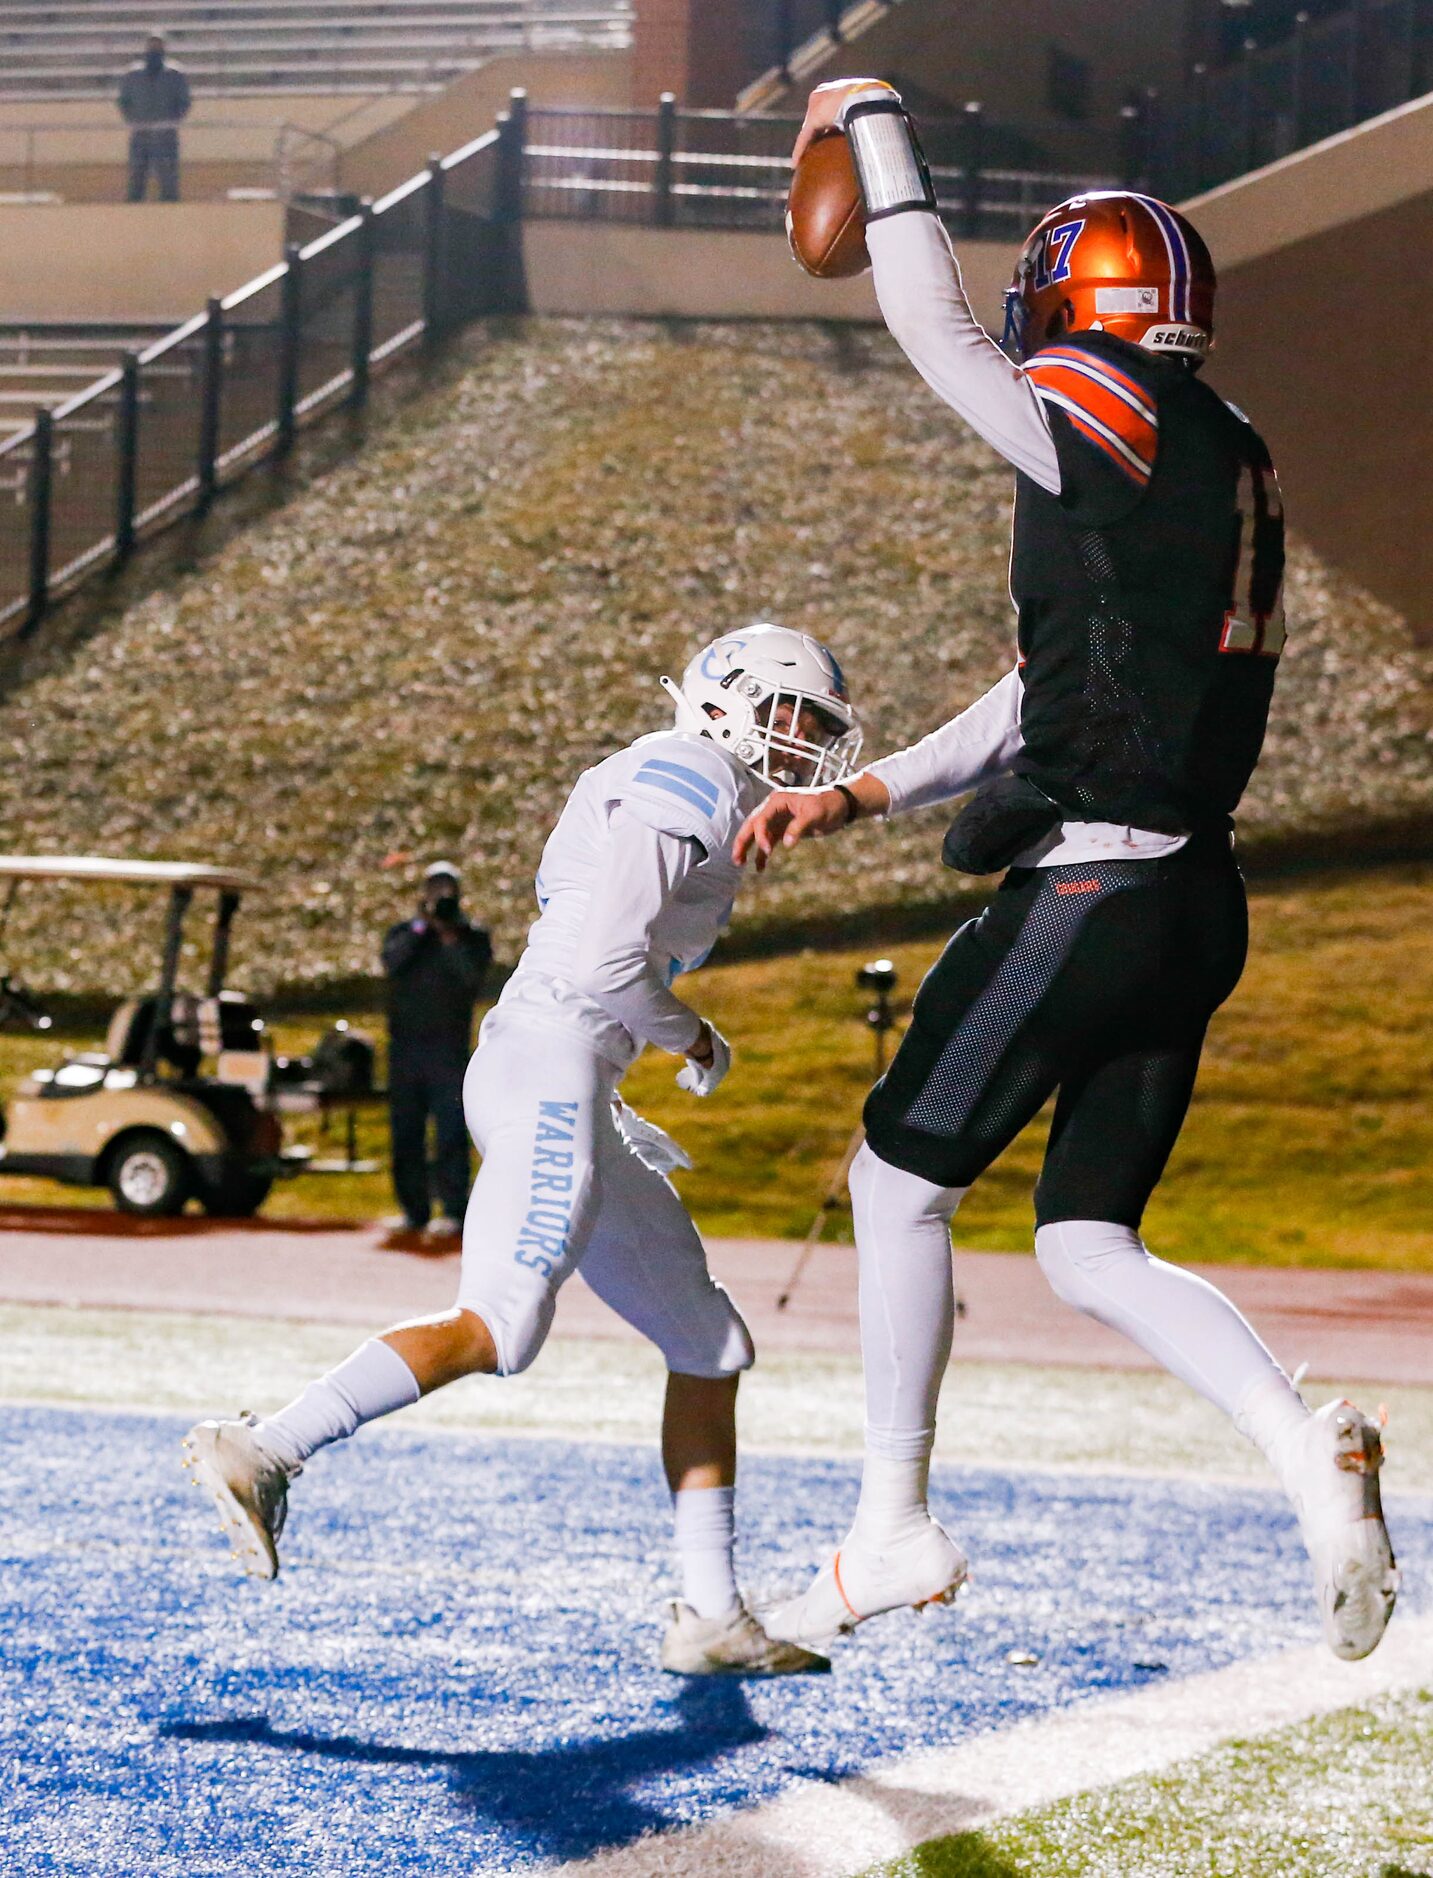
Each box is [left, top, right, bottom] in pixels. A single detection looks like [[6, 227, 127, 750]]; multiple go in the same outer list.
[[382, 861, 492, 1236], [119, 34, 192, 202]]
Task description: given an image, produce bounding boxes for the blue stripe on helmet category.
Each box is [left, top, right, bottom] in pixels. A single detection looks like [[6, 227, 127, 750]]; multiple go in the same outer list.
[[1143, 196, 1190, 323], [635, 759, 722, 809]]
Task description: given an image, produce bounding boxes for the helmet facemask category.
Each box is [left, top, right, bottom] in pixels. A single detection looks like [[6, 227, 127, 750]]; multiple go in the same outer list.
[[741, 687, 862, 789]]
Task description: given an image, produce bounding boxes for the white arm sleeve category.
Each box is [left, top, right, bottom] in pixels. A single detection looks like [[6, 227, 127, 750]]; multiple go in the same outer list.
[[867, 213, 1063, 495], [864, 667, 1025, 814], [570, 807, 706, 1055]]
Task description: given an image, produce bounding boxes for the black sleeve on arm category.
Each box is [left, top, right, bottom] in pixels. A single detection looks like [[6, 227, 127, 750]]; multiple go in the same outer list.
[[453, 925, 493, 993], [382, 921, 427, 975], [1044, 404, 1152, 531]]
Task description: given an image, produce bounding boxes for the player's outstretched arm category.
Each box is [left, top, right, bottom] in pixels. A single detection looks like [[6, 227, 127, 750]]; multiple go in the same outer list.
[[799, 82, 1061, 493], [733, 773, 891, 873], [737, 670, 1024, 870]]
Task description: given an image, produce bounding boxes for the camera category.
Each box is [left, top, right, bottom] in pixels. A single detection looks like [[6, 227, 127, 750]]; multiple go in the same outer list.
[[855, 958, 897, 995], [431, 892, 460, 923]]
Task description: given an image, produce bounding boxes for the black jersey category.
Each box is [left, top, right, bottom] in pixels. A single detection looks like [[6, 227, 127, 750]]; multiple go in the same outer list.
[[1010, 333, 1285, 836]]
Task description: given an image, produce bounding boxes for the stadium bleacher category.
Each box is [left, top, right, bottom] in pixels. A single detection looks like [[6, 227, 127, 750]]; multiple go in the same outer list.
[[0, 0, 632, 99], [0, 326, 166, 443]]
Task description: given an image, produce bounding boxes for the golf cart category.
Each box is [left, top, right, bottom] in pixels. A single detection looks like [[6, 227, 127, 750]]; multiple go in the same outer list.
[[0, 855, 305, 1217]]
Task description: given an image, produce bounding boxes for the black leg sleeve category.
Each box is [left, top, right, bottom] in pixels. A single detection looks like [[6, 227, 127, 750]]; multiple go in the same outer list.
[[388, 1067, 430, 1228], [430, 1063, 471, 1224]]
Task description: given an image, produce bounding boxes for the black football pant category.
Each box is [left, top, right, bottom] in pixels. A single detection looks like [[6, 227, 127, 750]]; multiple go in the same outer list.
[[127, 128, 180, 201], [863, 834, 1247, 1228], [388, 1051, 470, 1227]]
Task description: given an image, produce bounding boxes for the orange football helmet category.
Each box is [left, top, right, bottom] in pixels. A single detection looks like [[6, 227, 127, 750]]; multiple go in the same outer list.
[[1002, 191, 1215, 365]]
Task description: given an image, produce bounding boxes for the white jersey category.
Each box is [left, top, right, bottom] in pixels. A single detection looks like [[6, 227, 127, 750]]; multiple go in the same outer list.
[[487, 730, 767, 1068]]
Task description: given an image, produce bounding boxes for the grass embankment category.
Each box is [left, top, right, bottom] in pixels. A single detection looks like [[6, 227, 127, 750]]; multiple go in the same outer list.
[[0, 320, 1429, 997], [2, 862, 1429, 1272]]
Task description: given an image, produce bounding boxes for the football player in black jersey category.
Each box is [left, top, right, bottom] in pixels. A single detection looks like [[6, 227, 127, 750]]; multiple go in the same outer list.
[[733, 81, 1397, 1664]]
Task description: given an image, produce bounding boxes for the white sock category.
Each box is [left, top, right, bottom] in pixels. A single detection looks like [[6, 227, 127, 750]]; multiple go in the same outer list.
[[1034, 1220, 1295, 1420], [672, 1485, 740, 1621], [853, 1445, 934, 1543], [1233, 1369, 1312, 1485], [256, 1339, 421, 1470]]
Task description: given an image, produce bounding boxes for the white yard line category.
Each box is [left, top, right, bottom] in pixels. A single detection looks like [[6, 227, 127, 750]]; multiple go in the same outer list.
[[559, 1617, 1433, 1878]]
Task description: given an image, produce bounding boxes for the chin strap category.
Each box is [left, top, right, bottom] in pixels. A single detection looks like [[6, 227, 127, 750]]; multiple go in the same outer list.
[[1000, 289, 1027, 360]]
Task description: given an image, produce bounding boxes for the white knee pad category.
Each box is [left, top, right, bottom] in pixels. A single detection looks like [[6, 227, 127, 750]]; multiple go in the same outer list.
[[849, 1140, 965, 1231], [463, 1284, 556, 1378], [1034, 1219, 1146, 1312], [613, 1270, 754, 1380], [664, 1287, 755, 1380]]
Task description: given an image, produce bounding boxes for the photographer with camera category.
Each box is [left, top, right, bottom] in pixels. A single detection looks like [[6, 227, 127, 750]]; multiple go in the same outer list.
[[382, 861, 492, 1238]]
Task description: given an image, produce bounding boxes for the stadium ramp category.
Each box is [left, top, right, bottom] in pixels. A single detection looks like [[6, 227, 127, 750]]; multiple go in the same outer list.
[[1192, 91, 1433, 636]]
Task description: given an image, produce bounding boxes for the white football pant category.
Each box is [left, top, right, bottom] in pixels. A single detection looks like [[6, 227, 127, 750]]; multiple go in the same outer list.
[[457, 1024, 753, 1379]]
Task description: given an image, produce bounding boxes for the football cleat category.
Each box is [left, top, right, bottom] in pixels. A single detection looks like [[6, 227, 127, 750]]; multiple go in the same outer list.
[[763, 1515, 968, 1653], [1279, 1399, 1398, 1661], [181, 1413, 299, 1582], [659, 1601, 830, 1677]]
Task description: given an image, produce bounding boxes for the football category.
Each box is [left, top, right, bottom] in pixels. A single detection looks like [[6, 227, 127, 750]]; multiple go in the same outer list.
[[786, 129, 870, 279]]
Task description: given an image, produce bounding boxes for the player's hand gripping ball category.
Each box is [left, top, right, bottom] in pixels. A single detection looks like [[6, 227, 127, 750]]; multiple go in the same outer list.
[[786, 130, 869, 279]]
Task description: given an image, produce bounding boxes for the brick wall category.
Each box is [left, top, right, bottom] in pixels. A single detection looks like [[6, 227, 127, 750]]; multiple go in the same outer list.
[[631, 0, 756, 106]]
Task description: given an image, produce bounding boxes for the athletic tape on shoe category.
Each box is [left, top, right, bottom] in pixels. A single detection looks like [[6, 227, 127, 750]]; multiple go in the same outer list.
[[843, 100, 936, 221]]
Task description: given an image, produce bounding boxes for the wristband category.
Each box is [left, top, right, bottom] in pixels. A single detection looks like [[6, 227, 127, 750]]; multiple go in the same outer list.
[[842, 97, 936, 221], [834, 782, 862, 826]]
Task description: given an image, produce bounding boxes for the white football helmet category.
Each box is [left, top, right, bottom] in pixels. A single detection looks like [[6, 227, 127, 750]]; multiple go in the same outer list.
[[660, 624, 862, 789]]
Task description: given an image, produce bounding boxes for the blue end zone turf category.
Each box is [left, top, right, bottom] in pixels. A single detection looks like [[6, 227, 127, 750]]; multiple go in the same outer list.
[[3, 1405, 1427, 1875]]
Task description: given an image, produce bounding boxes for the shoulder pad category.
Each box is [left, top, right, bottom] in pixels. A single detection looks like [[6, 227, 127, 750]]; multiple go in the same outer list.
[[614, 736, 742, 845], [1025, 343, 1160, 490]]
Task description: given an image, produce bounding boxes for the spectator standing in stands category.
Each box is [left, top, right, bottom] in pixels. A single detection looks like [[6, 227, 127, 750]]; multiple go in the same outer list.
[[119, 33, 192, 202], [382, 862, 493, 1238]]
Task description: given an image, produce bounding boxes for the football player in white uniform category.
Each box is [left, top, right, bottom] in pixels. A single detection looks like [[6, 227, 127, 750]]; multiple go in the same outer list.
[[183, 624, 860, 1677]]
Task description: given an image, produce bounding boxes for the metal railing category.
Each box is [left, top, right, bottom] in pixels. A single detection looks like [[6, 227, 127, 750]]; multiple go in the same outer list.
[[0, 89, 1130, 641], [0, 123, 502, 635], [518, 96, 1122, 240], [0, 114, 349, 201], [274, 122, 342, 199], [0, 0, 634, 100], [1142, 0, 1430, 197]]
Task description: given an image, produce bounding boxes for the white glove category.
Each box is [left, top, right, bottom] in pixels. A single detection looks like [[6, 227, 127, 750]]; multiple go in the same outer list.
[[676, 1023, 731, 1097], [612, 1098, 693, 1175]]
